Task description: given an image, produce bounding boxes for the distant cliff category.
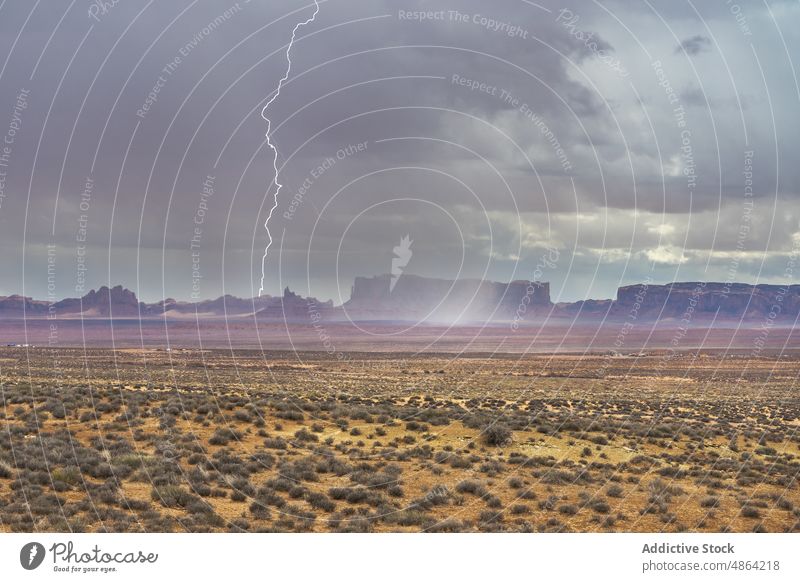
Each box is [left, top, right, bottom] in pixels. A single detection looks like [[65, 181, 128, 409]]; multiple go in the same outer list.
[[0, 286, 275, 319], [612, 282, 800, 320], [0, 294, 49, 317], [2, 279, 797, 323], [342, 274, 550, 322], [553, 282, 800, 321], [256, 287, 334, 321], [0, 285, 144, 318], [53, 285, 142, 317]]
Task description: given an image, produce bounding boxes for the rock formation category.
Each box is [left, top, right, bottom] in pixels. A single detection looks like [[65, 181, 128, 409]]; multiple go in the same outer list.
[[342, 274, 550, 322]]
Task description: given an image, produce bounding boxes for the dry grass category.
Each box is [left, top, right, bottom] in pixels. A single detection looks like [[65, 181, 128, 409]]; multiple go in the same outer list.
[[0, 347, 798, 532]]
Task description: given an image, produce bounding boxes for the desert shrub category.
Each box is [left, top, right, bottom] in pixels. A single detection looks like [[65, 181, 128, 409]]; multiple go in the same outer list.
[[255, 486, 286, 508], [389, 509, 429, 527], [120, 498, 149, 512], [540, 470, 583, 485], [0, 460, 13, 479], [328, 487, 350, 501], [483, 424, 512, 446], [30, 493, 63, 516], [741, 506, 761, 519], [405, 421, 429, 432], [480, 460, 504, 476], [601, 515, 617, 528], [307, 492, 335, 512], [249, 501, 271, 519], [288, 486, 307, 499], [208, 428, 241, 446], [117, 453, 155, 469], [90, 463, 115, 480], [700, 496, 719, 508], [485, 495, 503, 509], [151, 485, 197, 509], [186, 499, 214, 515], [421, 444, 443, 462], [231, 478, 255, 497], [538, 495, 558, 511], [268, 477, 293, 493], [345, 489, 368, 504], [606, 484, 624, 498], [648, 477, 683, 499], [233, 409, 251, 422], [350, 470, 396, 490], [508, 477, 524, 489], [478, 510, 502, 524], [293, 429, 318, 443], [658, 466, 687, 478], [276, 409, 304, 421], [229, 518, 250, 531], [543, 517, 564, 531], [455, 480, 487, 496], [248, 452, 275, 469], [427, 518, 463, 532], [333, 517, 373, 533], [52, 467, 81, 486], [510, 504, 530, 515], [263, 437, 288, 450], [507, 452, 531, 465], [194, 484, 212, 497], [559, 504, 578, 515]]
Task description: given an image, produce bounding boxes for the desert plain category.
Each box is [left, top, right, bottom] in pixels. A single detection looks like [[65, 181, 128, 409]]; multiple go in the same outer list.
[[1, 340, 798, 533]]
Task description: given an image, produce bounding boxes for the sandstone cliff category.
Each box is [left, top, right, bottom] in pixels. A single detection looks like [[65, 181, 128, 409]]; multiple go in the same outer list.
[[342, 274, 550, 322]]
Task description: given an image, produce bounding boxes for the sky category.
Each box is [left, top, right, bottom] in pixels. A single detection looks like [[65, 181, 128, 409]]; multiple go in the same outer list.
[[0, 0, 798, 304]]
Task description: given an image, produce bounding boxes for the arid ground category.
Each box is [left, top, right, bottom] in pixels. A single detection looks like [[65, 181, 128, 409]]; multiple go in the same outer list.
[[3, 317, 798, 352], [1, 346, 798, 532]]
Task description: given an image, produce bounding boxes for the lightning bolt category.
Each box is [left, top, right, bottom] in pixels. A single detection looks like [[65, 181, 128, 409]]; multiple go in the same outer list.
[[259, 0, 320, 296], [29, 545, 38, 566]]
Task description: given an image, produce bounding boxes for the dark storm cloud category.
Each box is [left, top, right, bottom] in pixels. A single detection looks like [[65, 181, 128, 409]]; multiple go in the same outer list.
[[675, 35, 711, 55], [0, 0, 798, 303]]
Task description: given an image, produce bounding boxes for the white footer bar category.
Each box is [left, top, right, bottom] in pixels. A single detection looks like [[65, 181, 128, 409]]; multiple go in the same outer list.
[[1, 533, 796, 581]]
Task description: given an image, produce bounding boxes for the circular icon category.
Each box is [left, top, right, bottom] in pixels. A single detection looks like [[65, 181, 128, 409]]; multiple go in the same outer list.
[[20, 542, 46, 570]]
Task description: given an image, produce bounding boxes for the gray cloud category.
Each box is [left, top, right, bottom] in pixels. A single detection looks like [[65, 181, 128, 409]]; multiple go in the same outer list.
[[0, 0, 798, 303], [676, 34, 712, 55]]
